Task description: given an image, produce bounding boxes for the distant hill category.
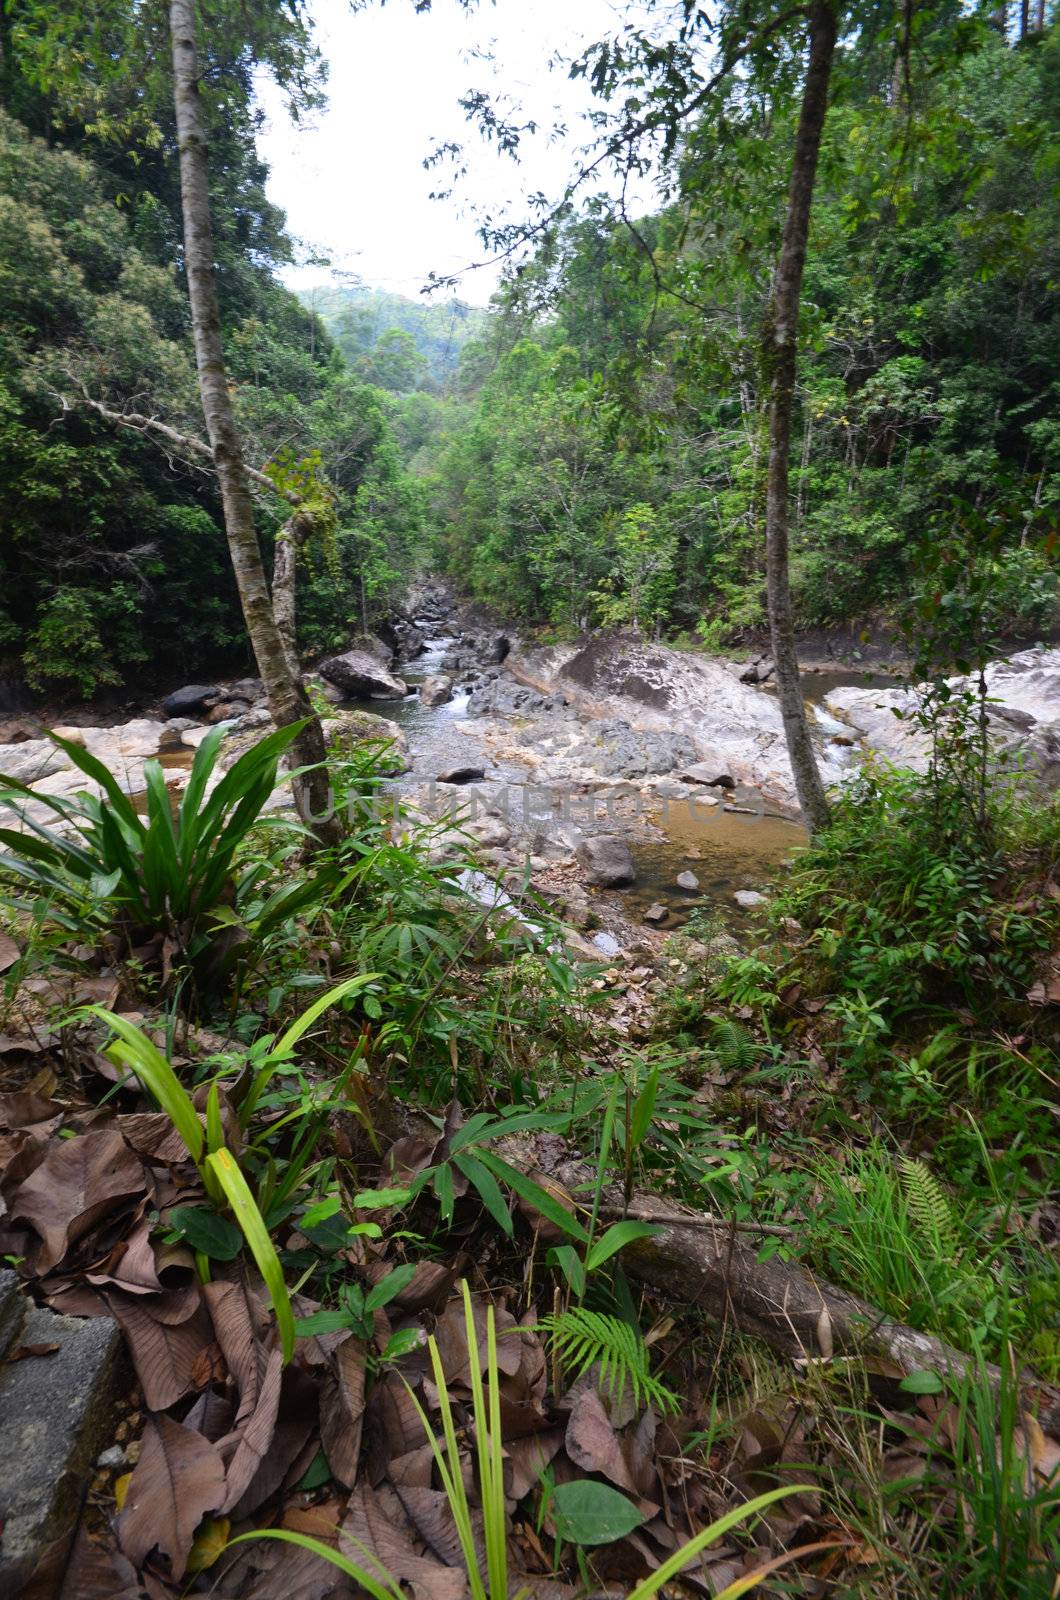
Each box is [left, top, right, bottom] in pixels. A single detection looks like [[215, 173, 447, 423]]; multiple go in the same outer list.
[[302, 284, 487, 388]]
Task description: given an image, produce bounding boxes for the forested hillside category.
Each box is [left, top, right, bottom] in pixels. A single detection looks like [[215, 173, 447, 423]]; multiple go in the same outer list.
[[2, 20, 1055, 700], [304, 283, 487, 388], [429, 26, 1059, 641]]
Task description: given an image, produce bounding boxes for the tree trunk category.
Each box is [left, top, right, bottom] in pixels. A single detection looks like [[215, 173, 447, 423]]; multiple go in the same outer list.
[[272, 511, 312, 681], [168, 0, 338, 842], [539, 1157, 1060, 1434], [761, 0, 835, 835]]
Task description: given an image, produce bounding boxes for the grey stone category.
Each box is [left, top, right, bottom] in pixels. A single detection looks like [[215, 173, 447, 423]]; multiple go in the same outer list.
[[229, 677, 264, 703], [318, 649, 407, 700], [0, 1270, 22, 1360], [682, 764, 735, 788], [643, 902, 669, 924], [576, 834, 636, 887], [676, 870, 700, 891], [0, 1303, 123, 1596], [466, 816, 512, 849], [95, 1444, 125, 1469], [161, 683, 221, 717], [231, 706, 274, 734], [0, 738, 68, 786], [419, 674, 454, 708], [733, 889, 767, 908]]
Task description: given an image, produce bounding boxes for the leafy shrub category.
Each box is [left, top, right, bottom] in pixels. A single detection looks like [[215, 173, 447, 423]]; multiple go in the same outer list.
[[0, 724, 312, 984], [770, 767, 1058, 1029]]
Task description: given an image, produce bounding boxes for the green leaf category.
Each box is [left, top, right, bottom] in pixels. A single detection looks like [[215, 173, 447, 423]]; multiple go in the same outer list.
[[168, 1207, 242, 1261], [474, 1149, 588, 1243], [453, 1151, 513, 1236], [296, 1449, 332, 1491], [352, 1187, 413, 1210], [547, 1245, 586, 1297], [586, 1220, 660, 1273], [206, 1148, 295, 1364], [300, 1194, 342, 1230], [364, 1264, 417, 1314], [550, 1480, 645, 1546], [88, 1008, 203, 1164], [293, 1308, 357, 1336], [433, 1161, 455, 1223], [629, 1064, 660, 1149], [900, 1369, 944, 1395], [380, 1327, 422, 1363]]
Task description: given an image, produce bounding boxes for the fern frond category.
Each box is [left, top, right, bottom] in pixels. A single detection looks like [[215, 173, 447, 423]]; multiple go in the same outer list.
[[538, 1308, 679, 1415], [709, 1019, 757, 1072], [899, 1156, 959, 1260]]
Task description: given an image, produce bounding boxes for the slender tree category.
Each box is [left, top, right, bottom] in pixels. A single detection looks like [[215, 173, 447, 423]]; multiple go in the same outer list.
[[761, 0, 837, 832], [168, 0, 338, 840]]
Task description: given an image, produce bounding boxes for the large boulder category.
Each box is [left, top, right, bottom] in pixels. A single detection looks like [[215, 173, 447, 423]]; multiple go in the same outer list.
[[505, 633, 847, 812], [318, 649, 407, 700], [419, 674, 453, 708], [162, 684, 222, 717], [576, 834, 636, 887], [825, 647, 1060, 790]]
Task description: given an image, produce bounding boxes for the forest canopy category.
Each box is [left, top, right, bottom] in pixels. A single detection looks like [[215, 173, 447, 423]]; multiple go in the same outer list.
[[0, 10, 1055, 699]]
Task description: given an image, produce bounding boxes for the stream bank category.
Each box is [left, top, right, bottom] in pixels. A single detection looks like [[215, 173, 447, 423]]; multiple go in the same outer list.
[[3, 581, 1058, 955]]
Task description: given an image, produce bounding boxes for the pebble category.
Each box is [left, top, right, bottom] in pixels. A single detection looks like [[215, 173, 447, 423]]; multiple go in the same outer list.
[[676, 870, 700, 891], [733, 889, 767, 908], [95, 1445, 125, 1469]]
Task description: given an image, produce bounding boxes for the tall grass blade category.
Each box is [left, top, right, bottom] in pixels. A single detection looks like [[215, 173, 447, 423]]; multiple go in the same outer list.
[[206, 1148, 295, 1364], [89, 1007, 203, 1163]]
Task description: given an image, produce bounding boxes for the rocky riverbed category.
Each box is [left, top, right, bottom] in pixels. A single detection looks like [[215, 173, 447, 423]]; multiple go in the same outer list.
[[2, 582, 1058, 948]]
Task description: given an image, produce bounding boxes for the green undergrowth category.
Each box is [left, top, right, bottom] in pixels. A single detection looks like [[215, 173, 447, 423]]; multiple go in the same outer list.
[[3, 732, 1058, 1595]]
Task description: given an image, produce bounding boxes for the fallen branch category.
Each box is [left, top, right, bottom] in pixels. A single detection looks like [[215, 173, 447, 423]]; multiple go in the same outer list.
[[595, 1203, 795, 1239], [539, 1158, 1060, 1432]]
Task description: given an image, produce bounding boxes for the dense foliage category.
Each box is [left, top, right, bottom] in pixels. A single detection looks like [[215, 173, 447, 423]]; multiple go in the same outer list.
[[0, 63, 429, 697], [428, 27, 1059, 642]]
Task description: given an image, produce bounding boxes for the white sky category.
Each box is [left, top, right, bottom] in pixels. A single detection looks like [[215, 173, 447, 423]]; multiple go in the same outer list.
[[256, 0, 652, 306]]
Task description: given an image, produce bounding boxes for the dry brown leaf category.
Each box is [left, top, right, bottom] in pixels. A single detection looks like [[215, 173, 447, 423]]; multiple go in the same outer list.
[[565, 1388, 638, 1494], [204, 1278, 270, 1422], [503, 1428, 566, 1502], [366, 1369, 431, 1479], [220, 1346, 284, 1512], [321, 1334, 367, 1489], [59, 1524, 143, 1600], [341, 1483, 467, 1600], [227, 1362, 320, 1519], [86, 1219, 164, 1297], [117, 1413, 226, 1580], [106, 1292, 212, 1411], [10, 1123, 146, 1272], [0, 931, 20, 972]]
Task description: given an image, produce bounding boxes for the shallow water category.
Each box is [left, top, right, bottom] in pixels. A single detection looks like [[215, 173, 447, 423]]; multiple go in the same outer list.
[[626, 801, 807, 929], [344, 646, 812, 927]]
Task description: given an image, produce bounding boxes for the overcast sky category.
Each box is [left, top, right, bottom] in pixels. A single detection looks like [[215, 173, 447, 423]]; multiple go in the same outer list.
[[256, 0, 651, 306]]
